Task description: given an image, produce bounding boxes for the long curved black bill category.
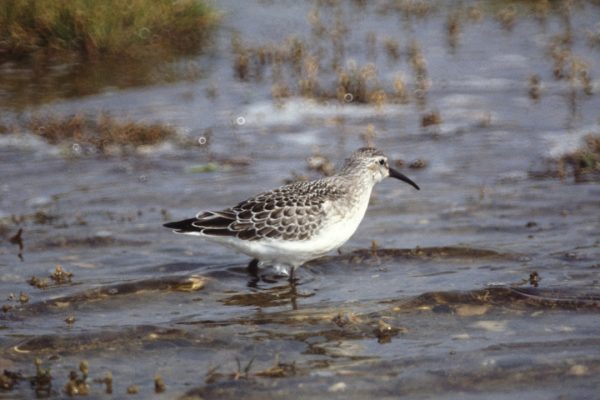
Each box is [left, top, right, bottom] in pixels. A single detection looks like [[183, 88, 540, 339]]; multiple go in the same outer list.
[[389, 167, 420, 190]]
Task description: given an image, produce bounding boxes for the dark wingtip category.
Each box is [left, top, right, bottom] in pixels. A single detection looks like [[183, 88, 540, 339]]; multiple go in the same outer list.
[[163, 218, 201, 231]]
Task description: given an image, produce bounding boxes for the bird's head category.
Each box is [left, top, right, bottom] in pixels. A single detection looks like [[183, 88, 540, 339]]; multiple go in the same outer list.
[[342, 147, 420, 190]]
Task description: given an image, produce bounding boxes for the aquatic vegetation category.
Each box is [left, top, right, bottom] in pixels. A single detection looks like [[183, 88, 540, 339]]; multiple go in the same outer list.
[[336, 61, 376, 103], [28, 275, 49, 289], [374, 318, 406, 343], [187, 163, 220, 173], [154, 374, 166, 393], [0, 0, 218, 59], [421, 110, 441, 127], [18, 292, 28, 304], [496, 6, 517, 30], [96, 372, 113, 394], [32, 358, 52, 397], [380, 0, 436, 20], [0, 370, 19, 390], [126, 384, 139, 394], [383, 37, 401, 62], [32, 210, 57, 225], [64, 361, 90, 396], [254, 355, 296, 378], [529, 271, 541, 287], [1, 2, 600, 398], [187, 157, 252, 174], [22, 113, 176, 154], [528, 74, 541, 101], [8, 228, 23, 260], [409, 159, 428, 169], [548, 32, 594, 95], [50, 265, 73, 285], [446, 12, 462, 50], [0, 0, 218, 108], [306, 152, 336, 176], [588, 24, 600, 47], [559, 134, 600, 181]]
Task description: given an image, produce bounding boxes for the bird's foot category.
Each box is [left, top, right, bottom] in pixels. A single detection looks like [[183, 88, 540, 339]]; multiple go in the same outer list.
[[247, 258, 259, 276], [247, 260, 299, 284]]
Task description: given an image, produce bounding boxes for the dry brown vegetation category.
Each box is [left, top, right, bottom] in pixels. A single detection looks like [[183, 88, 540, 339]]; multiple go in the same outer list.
[[23, 113, 175, 153], [223, 2, 430, 108], [559, 134, 600, 181], [225, 0, 595, 112]]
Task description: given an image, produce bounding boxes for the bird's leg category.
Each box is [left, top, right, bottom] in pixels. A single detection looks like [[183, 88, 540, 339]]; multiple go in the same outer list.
[[289, 281, 298, 310], [288, 265, 299, 284], [247, 258, 259, 276]]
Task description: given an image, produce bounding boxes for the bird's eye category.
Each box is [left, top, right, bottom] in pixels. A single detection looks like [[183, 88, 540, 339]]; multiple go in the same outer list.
[[379, 159, 385, 165]]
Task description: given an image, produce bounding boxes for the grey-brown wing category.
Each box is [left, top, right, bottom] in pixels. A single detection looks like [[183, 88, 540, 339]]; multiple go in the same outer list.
[[231, 179, 347, 241], [168, 179, 347, 241]]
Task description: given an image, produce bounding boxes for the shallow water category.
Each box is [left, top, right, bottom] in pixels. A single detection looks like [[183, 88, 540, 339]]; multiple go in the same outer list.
[[1, 0, 600, 398]]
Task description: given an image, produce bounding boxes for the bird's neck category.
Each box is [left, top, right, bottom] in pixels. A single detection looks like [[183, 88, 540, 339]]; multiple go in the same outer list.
[[337, 171, 375, 207], [339, 168, 375, 189]]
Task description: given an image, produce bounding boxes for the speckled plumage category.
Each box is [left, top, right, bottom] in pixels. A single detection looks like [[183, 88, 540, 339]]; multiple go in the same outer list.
[[193, 178, 349, 241], [164, 147, 420, 277]]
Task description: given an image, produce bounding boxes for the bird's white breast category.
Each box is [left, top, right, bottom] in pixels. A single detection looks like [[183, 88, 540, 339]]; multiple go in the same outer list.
[[309, 188, 372, 254]]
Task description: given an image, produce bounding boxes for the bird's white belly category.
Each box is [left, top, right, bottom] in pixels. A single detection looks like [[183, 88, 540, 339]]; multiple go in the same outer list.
[[187, 190, 372, 267]]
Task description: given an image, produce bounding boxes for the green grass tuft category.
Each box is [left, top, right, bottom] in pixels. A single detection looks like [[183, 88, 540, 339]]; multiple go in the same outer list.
[[0, 0, 218, 59], [560, 134, 600, 181]]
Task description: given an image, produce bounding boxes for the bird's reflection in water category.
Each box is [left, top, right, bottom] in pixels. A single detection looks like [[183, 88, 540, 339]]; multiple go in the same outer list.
[[218, 260, 314, 310]]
